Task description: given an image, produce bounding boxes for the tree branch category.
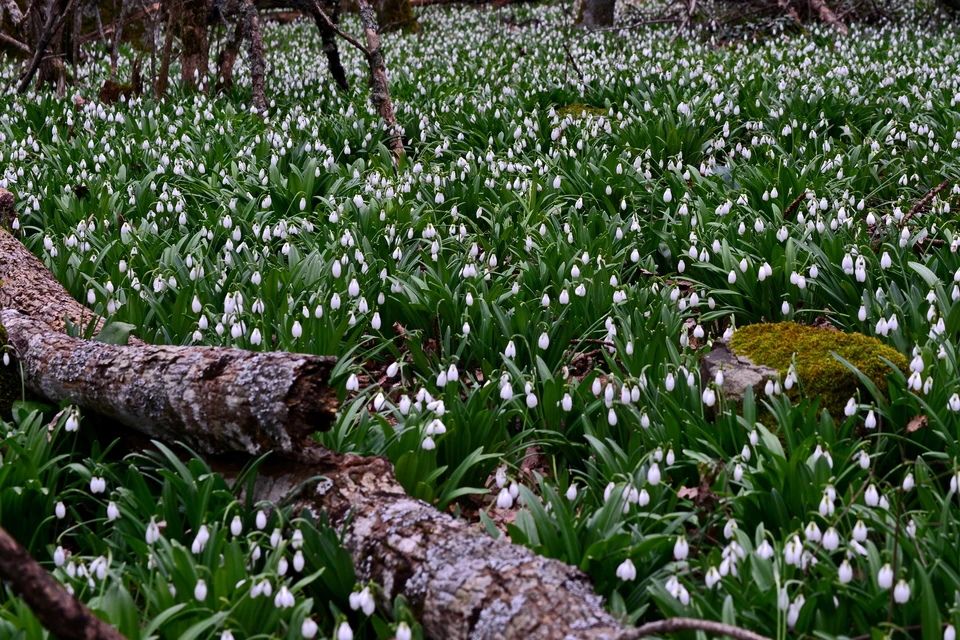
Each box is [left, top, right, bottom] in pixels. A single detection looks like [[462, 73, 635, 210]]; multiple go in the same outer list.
[[0, 526, 127, 640]]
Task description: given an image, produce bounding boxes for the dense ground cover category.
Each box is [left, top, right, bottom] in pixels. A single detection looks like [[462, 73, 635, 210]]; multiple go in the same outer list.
[[4, 4, 960, 638]]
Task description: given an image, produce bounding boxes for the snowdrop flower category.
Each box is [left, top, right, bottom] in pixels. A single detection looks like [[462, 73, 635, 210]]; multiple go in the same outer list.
[[54, 546, 66, 567], [65, 411, 79, 432], [566, 484, 578, 501], [496, 488, 514, 509], [336, 622, 354, 640], [822, 527, 840, 551], [647, 463, 661, 486], [256, 510, 267, 530], [864, 484, 880, 507], [705, 566, 721, 589], [756, 540, 774, 560], [107, 502, 120, 521], [838, 559, 854, 583], [194, 579, 208, 601], [673, 536, 689, 560], [274, 585, 295, 608], [877, 563, 894, 590], [616, 558, 637, 581], [396, 623, 412, 640], [902, 473, 915, 492], [146, 518, 161, 544], [230, 516, 243, 536], [301, 619, 318, 639], [538, 332, 550, 349]]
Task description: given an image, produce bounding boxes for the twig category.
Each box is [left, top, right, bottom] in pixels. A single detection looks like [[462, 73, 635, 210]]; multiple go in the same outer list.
[[562, 42, 583, 81], [571, 338, 616, 347], [308, 0, 368, 55], [0, 526, 127, 640], [619, 618, 772, 640], [901, 179, 951, 226], [0, 32, 31, 53], [782, 190, 807, 220]]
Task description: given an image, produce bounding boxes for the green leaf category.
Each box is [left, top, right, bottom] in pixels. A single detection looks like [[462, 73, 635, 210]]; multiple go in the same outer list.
[[94, 321, 138, 345]]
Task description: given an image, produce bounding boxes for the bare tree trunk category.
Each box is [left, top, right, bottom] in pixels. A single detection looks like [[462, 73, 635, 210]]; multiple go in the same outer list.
[[575, 0, 615, 28], [356, 0, 403, 160], [179, 0, 209, 89], [70, 2, 82, 66], [155, 0, 177, 97], [17, 0, 76, 93], [241, 0, 266, 111], [314, 0, 349, 92], [215, 17, 243, 92], [110, 0, 133, 79], [0, 526, 126, 640]]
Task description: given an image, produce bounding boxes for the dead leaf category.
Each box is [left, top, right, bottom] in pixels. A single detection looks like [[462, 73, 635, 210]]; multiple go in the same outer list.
[[906, 414, 928, 434]]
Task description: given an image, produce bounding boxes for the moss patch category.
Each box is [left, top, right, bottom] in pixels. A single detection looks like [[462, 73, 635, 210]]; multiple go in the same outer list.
[[556, 103, 606, 119], [729, 322, 908, 419]]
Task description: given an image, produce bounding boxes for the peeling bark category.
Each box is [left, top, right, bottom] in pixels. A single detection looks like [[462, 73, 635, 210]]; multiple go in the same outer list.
[[0, 526, 126, 640], [3, 309, 338, 457]]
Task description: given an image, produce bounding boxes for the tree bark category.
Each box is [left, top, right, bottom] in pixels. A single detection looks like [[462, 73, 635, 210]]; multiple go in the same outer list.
[[0, 526, 127, 640], [17, 0, 76, 93], [110, 0, 134, 80], [807, 0, 848, 33], [309, 0, 349, 92], [241, 0, 266, 111], [156, 0, 178, 97], [575, 0, 615, 28], [179, 0, 210, 89], [2, 309, 338, 457], [215, 17, 243, 92], [265, 449, 631, 640], [356, 0, 403, 160], [0, 229, 116, 338]]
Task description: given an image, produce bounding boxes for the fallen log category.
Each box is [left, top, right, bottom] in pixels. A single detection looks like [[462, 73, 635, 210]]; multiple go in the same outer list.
[[262, 449, 631, 640], [0, 525, 127, 640], [0, 209, 635, 639], [2, 309, 337, 457], [0, 209, 772, 639], [0, 229, 124, 339]]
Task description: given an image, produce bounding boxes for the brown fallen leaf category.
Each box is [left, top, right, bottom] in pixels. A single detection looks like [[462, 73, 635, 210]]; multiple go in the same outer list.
[[906, 414, 928, 434]]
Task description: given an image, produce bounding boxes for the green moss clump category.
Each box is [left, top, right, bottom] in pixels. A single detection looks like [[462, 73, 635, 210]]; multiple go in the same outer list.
[[0, 324, 22, 421], [556, 103, 606, 119], [729, 322, 908, 419]]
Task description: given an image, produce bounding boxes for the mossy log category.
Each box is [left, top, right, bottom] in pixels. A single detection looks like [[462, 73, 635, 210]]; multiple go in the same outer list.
[[728, 322, 908, 418]]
